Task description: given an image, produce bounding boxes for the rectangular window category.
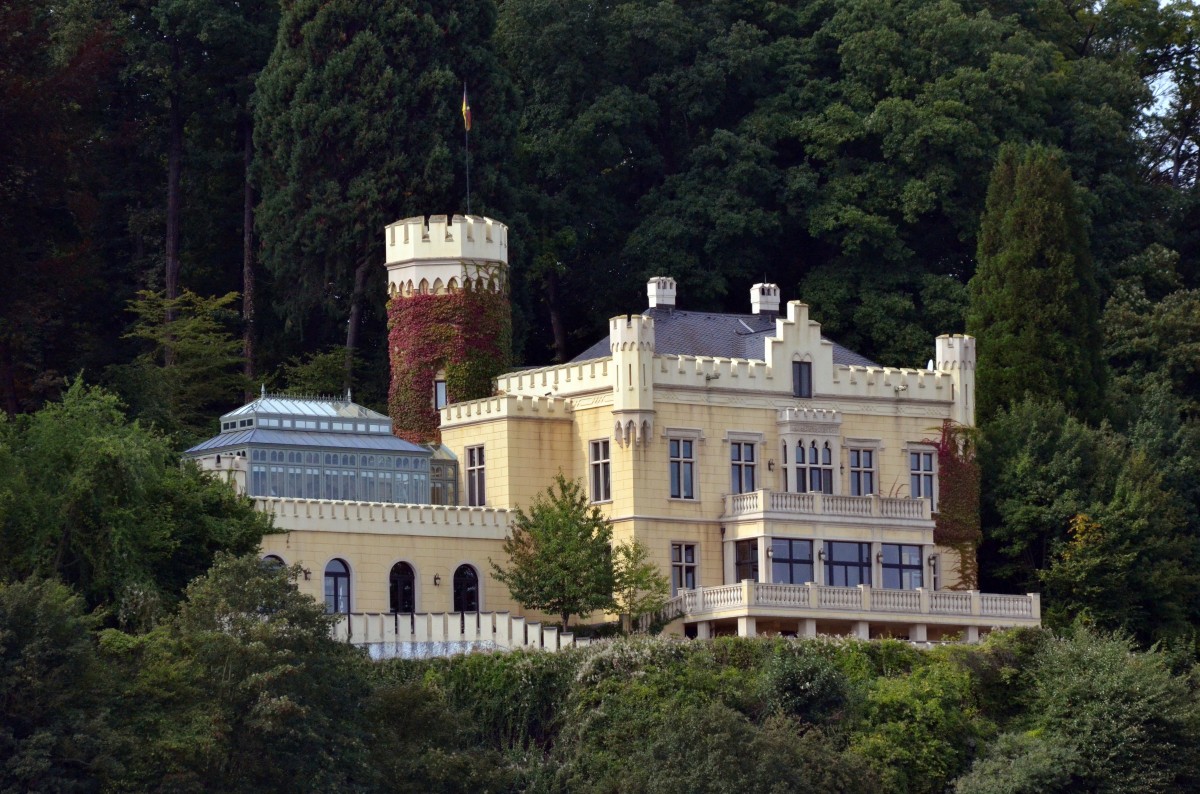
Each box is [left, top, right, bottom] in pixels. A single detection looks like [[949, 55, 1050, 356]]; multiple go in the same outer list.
[[825, 541, 871, 587], [434, 379, 448, 410], [792, 361, 813, 398], [671, 542, 697, 594], [730, 442, 756, 494], [466, 445, 486, 506], [849, 449, 875, 496], [669, 438, 695, 499], [771, 538, 814, 584], [789, 440, 833, 494], [929, 554, 940, 591], [590, 440, 611, 502], [735, 539, 759, 582], [882, 544, 923, 590], [910, 449, 936, 508]]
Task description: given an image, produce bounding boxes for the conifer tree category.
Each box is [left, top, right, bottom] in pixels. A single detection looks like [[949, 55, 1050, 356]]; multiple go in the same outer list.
[[253, 0, 515, 386], [967, 144, 1105, 422]]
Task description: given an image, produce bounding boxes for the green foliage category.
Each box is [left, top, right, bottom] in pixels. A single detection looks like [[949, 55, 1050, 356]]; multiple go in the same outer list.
[[760, 644, 850, 725], [491, 474, 615, 627], [113, 289, 247, 442], [967, 144, 1105, 423], [106, 553, 374, 791], [0, 380, 272, 627], [612, 539, 670, 630], [956, 628, 1200, 794], [0, 579, 117, 792]]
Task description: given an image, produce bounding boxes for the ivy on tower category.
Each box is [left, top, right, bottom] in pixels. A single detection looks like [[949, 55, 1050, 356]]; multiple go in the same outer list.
[[385, 214, 512, 444]]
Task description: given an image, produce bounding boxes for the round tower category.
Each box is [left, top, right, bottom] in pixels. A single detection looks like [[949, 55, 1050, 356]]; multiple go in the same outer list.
[[385, 214, 511, 443]]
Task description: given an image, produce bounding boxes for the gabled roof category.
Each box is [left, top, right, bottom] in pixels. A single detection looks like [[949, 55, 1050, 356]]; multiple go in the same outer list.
[[570, 307, 878, 367]]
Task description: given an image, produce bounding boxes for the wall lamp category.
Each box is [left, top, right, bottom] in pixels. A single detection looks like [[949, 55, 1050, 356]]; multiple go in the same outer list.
[[875, 552, 883, 564], [817, 549, 826, 561], [302, 568, 311, 581], [767, 459, 775, 471], [433, 573, 442, 586], [766, 547, 774, 558]]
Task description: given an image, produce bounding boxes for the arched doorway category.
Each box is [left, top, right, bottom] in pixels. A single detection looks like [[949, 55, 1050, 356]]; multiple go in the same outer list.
[[389, 562, 415, 613], [453, 565, 478, 612], [324, 558, 350, 614]]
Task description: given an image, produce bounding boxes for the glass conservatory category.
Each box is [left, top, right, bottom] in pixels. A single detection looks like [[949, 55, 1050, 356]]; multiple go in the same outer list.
[[185, 393, 457, 505]]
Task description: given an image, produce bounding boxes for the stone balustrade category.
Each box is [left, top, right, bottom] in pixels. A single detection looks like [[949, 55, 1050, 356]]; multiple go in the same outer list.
[[660, 582, 1040, 625], [332, 611, 591, 657], [723, 489, 932, 523]]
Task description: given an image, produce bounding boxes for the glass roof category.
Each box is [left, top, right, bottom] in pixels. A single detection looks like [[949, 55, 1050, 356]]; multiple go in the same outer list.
[[223, 393, 389, 421], [185, 428, 427, 455]]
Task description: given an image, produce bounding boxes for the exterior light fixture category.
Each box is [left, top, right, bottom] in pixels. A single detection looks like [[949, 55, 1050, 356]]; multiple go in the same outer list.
[[767, 459, 775, 471], [875, 552, 883, 564], [434, 574, 442, 586], [302, 568, 311, 581]]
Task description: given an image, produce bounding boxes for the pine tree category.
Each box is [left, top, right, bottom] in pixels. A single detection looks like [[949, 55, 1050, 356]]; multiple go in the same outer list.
[[967, 144, 1105, 422]]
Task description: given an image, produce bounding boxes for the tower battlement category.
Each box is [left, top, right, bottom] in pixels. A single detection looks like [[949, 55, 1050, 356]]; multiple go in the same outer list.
[[609, 314, 655, 352], [385, 214, 508, 297]]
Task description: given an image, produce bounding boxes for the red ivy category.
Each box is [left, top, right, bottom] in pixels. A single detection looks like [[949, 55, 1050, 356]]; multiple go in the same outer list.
[[386, 285, 511, 444], [931, 419, 982, 589]]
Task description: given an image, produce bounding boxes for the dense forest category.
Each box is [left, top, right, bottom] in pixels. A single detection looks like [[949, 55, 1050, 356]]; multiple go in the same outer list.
[[3, 0, 1200, 789]]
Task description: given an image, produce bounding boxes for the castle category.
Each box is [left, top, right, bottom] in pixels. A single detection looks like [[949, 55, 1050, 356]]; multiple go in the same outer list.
[[186, 214, 1039, 647]]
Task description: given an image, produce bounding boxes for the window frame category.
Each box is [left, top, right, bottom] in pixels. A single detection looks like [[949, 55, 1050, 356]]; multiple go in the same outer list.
[[389, 561, 416, 613], [730, 441, 757, 494], [881, 544, 923, 590], [908, 445, 937, 508], [848, 447, 876, 496], [735, 539, 760, 582], [324, 558, 351, 614], [792, 360, 813, 398], [466, 445, 486, 507], [589, 439, 611, 503], [668, 437, 697, 500], [824, 541, 871, 587], [770, 538, 814, 585], [452, 564, 480, 612], [670, 542, 698, 595]]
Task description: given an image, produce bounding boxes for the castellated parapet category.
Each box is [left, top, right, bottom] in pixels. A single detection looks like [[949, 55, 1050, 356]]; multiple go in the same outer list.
[[385, 214, 508, 297], [935, 334, 977, 426]]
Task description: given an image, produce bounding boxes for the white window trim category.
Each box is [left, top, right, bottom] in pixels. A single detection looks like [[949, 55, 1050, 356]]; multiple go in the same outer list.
[[589, 439, 612, 504], [669, 540, 699, 595], [845, 438, 882, 497], [666, 433, 700, 501], [904, 442, 938, 508]]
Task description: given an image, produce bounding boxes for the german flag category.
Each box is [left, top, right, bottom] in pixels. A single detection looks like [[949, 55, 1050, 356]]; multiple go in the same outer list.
[[462, 84, 472, 132]]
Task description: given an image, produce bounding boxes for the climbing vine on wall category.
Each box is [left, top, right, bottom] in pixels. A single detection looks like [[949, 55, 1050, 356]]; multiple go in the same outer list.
[[931, 419, 982, 590], [387, 283, 511, 443]]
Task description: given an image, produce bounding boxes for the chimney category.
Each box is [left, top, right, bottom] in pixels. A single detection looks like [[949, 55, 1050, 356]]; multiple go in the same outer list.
[[751, 283, 780, 315], [647, 276, 677, 309]]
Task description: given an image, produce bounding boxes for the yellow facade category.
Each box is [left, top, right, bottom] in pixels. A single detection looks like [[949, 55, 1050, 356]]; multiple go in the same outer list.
[[200, 216, 1038, 643]]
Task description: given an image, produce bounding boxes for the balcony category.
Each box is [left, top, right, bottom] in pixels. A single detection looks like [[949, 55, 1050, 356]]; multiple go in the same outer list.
[[658, 581, 1040, 641], [723, 489, 932, 526]]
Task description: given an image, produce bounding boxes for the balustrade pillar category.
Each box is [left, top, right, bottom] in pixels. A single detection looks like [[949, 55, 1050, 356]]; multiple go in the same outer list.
[[1028, 592, 1041, 620], [917, 587, 930, 614], [737, 616, 757, 637], [969, 590, 981, 616], [858, 583, 872, 611]]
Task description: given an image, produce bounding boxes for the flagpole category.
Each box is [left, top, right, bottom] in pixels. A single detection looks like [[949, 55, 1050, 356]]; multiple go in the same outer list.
[[463, 82, 472, 215]]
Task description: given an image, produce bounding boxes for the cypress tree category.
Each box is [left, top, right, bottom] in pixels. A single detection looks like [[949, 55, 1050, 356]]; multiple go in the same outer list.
[[967, 144, 1105, 422]]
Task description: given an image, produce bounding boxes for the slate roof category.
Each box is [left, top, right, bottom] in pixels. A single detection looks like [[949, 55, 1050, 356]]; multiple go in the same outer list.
[[570, 307, 878, 367], [184, 428, 427, 455]]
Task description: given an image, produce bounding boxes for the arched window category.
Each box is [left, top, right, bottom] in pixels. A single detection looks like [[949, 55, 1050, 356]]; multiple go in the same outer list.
[[453, 565, 479, 612], [261, 554, 285, 571], [389, 562, 415, 613], [324, 558, 350, 614]]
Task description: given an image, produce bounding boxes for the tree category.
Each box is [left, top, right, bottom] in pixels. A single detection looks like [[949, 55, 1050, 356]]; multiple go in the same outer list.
[[254, 0, 516, 386], [104, 553, 373, 790], [967, 144, 1105, 422], [114, 288, 247, 441], [490, 474, 614, 627], [0, 380, 272, 627], [612, 539, 669, 632], [0, 579, 118, 792]]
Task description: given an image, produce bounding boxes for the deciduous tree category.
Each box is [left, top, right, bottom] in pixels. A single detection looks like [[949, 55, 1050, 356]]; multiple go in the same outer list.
[[491, 474, 615, 627]]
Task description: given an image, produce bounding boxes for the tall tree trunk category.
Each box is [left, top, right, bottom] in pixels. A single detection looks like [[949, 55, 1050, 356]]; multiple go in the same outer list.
[[546, 267, 568, 363], [164, 39, 183, 365], [344, 250, 371, 393], [241, 113, 256, 398]]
